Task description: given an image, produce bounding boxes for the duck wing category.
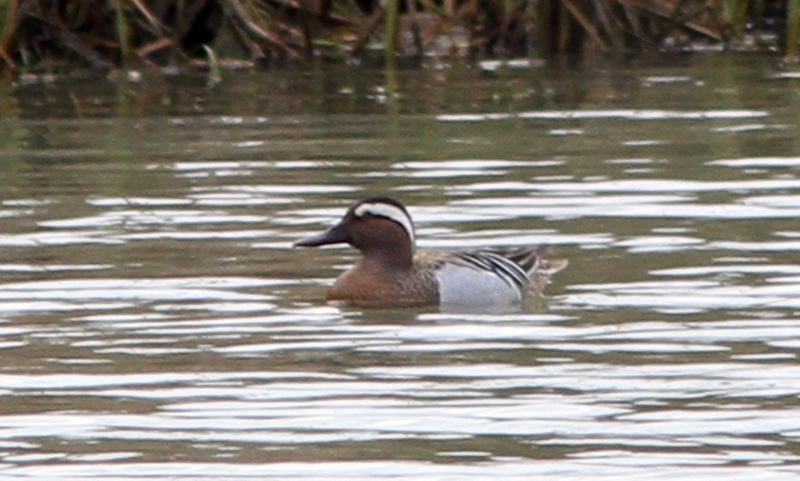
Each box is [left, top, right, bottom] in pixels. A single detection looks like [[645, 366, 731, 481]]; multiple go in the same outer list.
[[446, 250, 530, 291], [415, 246, 568, 296]]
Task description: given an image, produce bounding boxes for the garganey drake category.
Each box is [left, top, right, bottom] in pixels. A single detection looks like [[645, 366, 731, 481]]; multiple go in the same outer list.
[[294, 197, 567, 307]]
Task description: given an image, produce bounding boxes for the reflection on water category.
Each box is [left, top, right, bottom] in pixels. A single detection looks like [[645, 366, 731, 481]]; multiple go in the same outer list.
[[3, 55, 800, 479]]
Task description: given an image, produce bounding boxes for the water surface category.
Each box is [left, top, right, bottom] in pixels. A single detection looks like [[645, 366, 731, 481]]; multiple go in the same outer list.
[[2, 54, 800, 479]]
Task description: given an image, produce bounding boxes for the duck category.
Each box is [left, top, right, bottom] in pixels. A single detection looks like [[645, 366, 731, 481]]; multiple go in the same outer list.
[[294, 196, 567, 307]]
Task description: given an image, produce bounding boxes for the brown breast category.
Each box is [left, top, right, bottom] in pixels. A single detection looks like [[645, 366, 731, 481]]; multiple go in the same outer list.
[[326, 264, 438, 307]]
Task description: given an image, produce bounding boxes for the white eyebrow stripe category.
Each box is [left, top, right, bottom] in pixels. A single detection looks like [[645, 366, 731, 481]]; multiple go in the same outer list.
[[354, 202, 415, 243]]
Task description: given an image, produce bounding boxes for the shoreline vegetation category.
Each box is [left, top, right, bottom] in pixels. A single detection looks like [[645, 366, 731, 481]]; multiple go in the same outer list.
[[0, 0, 796, 73]]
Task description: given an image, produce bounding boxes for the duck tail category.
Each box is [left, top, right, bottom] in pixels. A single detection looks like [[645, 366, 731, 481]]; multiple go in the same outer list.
[[495, 246, 569, 274]]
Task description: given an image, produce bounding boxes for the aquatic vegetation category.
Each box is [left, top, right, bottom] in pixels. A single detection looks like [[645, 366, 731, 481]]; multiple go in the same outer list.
[[0, 0, 793, 70]]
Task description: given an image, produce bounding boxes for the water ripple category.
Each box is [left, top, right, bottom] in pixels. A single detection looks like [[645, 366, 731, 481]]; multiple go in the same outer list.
[[3, 63, 800, 480]]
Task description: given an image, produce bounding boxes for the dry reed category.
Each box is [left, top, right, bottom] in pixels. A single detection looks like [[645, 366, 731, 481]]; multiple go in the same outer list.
[[0, 0, 792, 71]]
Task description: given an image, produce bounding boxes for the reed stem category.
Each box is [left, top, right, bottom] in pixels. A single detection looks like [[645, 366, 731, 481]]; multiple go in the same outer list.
[[789, 0, 800, 58], [113, 0, 131, 64], [384, 0, 400, 62]]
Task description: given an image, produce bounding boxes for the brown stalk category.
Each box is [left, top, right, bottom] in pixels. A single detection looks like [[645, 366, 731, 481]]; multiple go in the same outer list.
[[404, 0, 424, 55], [230, 16, 267, 58], [592, 0, 625, 51], [0, 0, 19, 68], [618, 0, 722, 40], [137, 37, 173, 57], [350, 9, 384, 55], [562, 0, 609, 51], [223, 0, 294, 54], [129, 0, 169, 36]]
